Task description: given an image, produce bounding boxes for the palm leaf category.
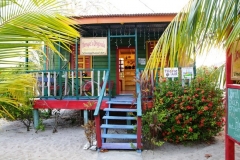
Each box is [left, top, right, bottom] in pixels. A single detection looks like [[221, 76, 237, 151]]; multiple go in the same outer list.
[[143, 0, 240, 79]]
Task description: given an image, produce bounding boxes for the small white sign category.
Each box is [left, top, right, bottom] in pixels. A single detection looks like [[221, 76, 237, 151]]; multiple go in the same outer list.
[[138, 58, 146, 65], [164, 68, 178, 78], [182, 67, 194, 79]]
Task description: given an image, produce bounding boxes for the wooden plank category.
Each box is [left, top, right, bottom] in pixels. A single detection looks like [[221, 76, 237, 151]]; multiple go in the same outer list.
[[101, 143, 137, 150], [101, 134, 137, 139], [33, 99, 108, 110], [102, 116, 136, 120], [104, 108, 137, 112], [100, 124, 136, 129]]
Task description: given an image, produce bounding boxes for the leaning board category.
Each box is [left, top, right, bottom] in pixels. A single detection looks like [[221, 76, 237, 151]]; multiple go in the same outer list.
[[228, 88, 240, 142]]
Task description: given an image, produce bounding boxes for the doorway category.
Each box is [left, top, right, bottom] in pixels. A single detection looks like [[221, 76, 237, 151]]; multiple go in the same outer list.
[[117, 48, 136, 95]]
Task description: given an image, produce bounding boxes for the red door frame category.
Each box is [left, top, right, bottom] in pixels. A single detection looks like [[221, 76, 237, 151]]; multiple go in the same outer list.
[[116, 47, 135, 95]]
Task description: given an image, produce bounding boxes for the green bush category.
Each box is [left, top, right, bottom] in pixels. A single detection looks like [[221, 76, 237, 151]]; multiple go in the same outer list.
[[145, 67, 224, 143]]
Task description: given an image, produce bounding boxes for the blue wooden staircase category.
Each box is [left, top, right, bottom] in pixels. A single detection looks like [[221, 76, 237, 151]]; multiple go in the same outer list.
[[100, 101, 138, 150], [94, 69, 142, 152]]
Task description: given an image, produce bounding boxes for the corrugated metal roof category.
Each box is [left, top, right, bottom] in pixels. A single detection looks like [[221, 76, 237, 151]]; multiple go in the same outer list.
[[74, 13, 176, 18]]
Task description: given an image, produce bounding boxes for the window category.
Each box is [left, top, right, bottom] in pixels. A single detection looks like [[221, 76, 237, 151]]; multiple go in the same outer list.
[[70, 44, 92, 78]]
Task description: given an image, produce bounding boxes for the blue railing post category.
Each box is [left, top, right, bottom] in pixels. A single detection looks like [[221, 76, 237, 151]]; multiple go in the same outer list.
[[136, 69, 142, 151]]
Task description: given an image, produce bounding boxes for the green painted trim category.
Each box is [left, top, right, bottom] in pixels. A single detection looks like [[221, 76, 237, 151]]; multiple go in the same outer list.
[[84, 110, 88, 125], [135, 27, 138, 69], [58, 41, 63, 96], [75, 38, 79, 99], [33, 109, 39, 129], [110, 35, 135, 38], [43, 45, 47, 70], [108, 28, 111, 100]]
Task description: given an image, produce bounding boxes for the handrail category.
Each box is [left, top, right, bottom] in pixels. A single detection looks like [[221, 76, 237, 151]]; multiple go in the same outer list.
[[94, 70, 109, 116], [136, 69, 142, 116]]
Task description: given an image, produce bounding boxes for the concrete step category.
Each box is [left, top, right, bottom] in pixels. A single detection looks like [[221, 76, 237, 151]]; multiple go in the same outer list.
[[101, 143, 137, 150]]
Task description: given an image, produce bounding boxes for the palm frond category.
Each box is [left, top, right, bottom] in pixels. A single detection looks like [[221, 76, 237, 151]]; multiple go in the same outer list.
[[143, 0, 240, 79]]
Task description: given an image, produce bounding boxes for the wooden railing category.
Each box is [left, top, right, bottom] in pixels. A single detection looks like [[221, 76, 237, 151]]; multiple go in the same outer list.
[[30, 69, 109, 99], [93, 71, 110, 149]]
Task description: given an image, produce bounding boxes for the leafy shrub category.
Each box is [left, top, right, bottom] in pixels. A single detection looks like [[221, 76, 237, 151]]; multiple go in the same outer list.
[[144, 67, 224, 143]]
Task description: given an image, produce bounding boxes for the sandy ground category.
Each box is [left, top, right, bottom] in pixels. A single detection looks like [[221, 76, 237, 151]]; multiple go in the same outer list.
[[0, 110, 239, 160]]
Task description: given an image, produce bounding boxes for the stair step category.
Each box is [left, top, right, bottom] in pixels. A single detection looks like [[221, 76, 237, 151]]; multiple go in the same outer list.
[[104, 108, 137, 112], [102, 116, 136, 120], [102, 134, 137, 139], [101, 143, 137, 150], [101, 124, 136, 129], [107, 101, 136, 105]]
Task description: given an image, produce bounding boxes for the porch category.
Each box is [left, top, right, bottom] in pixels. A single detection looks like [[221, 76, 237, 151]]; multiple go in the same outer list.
[[32, 68, 148, 152]]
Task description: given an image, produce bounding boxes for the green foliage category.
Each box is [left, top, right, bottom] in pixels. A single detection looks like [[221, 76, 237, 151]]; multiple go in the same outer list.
[[0, 73, 37, 131], [36, 119, 45, 132], [141, 80, 165, 149], [152, 68, 224, 143], [143, 0, 240, 77], [0, 0, 79, 123]]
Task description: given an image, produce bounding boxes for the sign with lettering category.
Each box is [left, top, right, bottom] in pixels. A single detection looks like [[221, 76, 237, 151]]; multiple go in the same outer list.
[[182, 67, 194, 79], [231, 41, 240, 80], [228, 88, 240, 142], [164, 68, 178, 78], [80, 37, 107, 56]]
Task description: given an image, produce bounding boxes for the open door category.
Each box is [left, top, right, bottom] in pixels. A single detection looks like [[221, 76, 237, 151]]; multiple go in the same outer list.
[[116, 48, 135, 95]]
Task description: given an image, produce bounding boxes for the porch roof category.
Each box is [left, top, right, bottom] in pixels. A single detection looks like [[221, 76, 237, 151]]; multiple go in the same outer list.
[[74, 13, 176, 25], [74, 13, 176, 36]]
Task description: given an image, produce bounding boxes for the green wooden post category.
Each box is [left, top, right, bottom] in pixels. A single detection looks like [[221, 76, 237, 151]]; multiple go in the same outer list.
[[43, 45, 47, 70], [33, 109, 39, 129], [135, 27, 138, 69], [75, 38, 79, 99], [84, 110, 88, 125], [107, 27, 111, 100], [58, 41, 62, 97]]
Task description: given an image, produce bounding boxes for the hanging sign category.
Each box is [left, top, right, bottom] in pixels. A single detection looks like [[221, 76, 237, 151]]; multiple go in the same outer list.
[[182, 67, 194, 79], [138, 58, 146, 65], [164, 68, 178, 78], [80, 37, 107, 56]]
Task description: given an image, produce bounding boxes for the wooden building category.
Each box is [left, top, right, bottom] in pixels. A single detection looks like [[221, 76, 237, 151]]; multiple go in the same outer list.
[[33, 13, 176, 152]]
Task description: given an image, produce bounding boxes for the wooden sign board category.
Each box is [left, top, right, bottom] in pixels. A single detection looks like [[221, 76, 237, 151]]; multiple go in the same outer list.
[[228, 88, 240, 143], [231, 41, 240, 80], [80, 37, 107, 56]]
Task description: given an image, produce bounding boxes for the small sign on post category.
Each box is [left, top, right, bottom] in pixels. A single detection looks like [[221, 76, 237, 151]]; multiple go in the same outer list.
[[181, 67, 194, 86], [164, 68, 178, 78], [182, 67, 194, 79]]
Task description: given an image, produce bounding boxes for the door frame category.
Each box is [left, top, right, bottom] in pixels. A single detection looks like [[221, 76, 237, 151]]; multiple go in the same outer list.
[[116, 47, 136, 95]]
